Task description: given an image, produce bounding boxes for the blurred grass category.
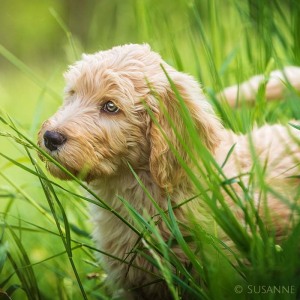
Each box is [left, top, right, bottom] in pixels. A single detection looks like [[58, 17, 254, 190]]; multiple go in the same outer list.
[[0, 0, 300, 299]]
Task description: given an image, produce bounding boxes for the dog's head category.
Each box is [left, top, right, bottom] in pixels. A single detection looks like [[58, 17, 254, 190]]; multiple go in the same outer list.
[[38, 44, 222, 190]]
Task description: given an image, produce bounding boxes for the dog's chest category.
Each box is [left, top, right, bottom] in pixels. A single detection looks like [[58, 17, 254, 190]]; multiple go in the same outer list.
[[88, 174, 164, 260]]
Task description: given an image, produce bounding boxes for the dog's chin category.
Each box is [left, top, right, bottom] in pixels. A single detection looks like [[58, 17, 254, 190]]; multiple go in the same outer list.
[[46, 162, 75, 180], [45, 161, 98, 183]]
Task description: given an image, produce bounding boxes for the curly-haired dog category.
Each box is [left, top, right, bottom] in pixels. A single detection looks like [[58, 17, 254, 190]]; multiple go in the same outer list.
[[38, 44, 300, 299]]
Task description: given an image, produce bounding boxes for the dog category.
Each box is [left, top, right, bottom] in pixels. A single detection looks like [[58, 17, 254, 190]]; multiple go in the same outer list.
[[219, 66, 300, 106], [38, 44, 300, 299]]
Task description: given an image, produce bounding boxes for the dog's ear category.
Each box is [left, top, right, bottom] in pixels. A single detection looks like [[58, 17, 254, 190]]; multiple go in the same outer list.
[[147, 70, 222, 192]]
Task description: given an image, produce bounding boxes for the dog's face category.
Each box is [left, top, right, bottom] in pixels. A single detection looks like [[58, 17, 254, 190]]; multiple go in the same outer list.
[[38, 45, 157, 181], [38, 44, 221, 189]]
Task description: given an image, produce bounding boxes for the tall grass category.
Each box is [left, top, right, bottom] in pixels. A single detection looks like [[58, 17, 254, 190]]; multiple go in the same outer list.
[[0, 0, 299, 299]]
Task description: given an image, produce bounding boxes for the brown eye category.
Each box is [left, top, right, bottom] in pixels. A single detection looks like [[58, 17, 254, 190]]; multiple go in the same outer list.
[[102, 101, 119, 113]]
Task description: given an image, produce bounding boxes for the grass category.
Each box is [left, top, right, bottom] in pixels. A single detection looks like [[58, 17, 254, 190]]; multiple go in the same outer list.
[[0, 0, 300, 299]]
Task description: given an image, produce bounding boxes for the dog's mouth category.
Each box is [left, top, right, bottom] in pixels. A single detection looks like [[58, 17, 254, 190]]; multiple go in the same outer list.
[[37, 132, 112, 183], [37, 137, 97, 183], [45, 160, 83, 180], [42, 155, 96, 183]]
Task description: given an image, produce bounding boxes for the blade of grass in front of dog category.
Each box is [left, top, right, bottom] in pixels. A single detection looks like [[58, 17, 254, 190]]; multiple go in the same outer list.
[[161, 67, 238, 187], [39, 185, 88, 298], [119, 196, 156, 235], [4, 215, 153, 276], [6, 225, 41, 299], [35, 164, 88, 300], [159, 65, 228, 176], [167, 198, 204, 276], [221, 143, 236, 169], [37, 166, 71, 249], [162, 67, 255, 253], [118, 196, 199, 287], [160, 65, 204, 152], [136, 247, 197, 293], [144, 240, 179, 300], [133, 210, 206, 299], [191, 219, 245, 269], [21, 135, 73, 249], [244, 133, 287, 267], [17, 108, 93, 290], [137, 238, 206, 299], [209, 90, 242, 132], [118, 195, 175, 267], [191, 224, 247, 299], [0, 131, 33, 148], [0, 116, 142, 237], [146, 102, 216, 203], [141, 221, 208, 299], [0, 151, 103, 208], [142, 215, 180, 299], [127, 164, 171, 225], [144, 90, 211, 188], [142, 97, 223, 214], [147, 78, 252, 253], [288, 123, 300, 131]]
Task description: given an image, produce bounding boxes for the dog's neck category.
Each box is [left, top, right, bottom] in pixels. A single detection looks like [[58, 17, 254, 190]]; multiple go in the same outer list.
[[88, 168, 194, 219], [90, 170, 166, 215], [88, 168, 197, 261]]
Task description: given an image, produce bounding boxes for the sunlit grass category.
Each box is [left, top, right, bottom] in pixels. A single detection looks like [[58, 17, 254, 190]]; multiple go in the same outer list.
[[0, 0, 300, 299]]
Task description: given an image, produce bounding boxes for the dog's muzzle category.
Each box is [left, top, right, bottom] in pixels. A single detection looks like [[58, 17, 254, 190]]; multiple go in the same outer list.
[[43, 130, 67, 151]]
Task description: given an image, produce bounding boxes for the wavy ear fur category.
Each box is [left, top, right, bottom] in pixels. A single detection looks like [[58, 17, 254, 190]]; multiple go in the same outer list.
[[148, 70, 223, 192]]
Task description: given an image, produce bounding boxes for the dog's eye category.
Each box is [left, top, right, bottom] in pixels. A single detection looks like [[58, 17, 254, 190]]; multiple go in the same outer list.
[[102, 101, 120, 113]]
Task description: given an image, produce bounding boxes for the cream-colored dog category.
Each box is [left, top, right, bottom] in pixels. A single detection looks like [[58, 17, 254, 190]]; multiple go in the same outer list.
[[38, 44, 300, 299]]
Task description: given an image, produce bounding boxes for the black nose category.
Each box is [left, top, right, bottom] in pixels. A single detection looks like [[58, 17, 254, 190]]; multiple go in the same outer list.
[[43, 131, 66, 151]]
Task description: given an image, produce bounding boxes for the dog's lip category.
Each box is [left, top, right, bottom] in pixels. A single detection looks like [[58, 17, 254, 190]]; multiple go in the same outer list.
[[44, 159, 74, 178], [37, 144, 59, 162], [44, 157, 89, 178]]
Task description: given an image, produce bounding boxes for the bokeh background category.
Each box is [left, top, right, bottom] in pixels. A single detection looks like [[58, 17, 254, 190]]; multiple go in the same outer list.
[[1, 0, 299, 123], [0, 0, 299, 299]]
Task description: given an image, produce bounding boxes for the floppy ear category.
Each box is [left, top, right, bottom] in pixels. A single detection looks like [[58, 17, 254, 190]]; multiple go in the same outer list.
[[147, 70, 222, 192]]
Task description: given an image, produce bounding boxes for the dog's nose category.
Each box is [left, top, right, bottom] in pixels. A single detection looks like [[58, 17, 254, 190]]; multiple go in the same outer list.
[[43, 130, 66, 151]]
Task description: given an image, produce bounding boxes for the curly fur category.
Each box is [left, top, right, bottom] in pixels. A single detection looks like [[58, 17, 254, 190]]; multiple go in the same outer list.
[[38, 44, 300, 299]]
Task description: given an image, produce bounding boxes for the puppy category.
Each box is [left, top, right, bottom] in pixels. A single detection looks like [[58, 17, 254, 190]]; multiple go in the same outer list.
[[219, 66, 300, 106], [38, 44, 300, 299]]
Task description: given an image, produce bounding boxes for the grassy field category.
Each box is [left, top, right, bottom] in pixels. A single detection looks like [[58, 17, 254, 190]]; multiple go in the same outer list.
[[0, 0, 300, 299]]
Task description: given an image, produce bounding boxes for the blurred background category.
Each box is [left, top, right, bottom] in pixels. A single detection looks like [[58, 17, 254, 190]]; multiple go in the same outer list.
[[0, 0, 300, 123], [1, 0, 299, 122], [0, 0, 299, 299], [1, 0, 299, 179]]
